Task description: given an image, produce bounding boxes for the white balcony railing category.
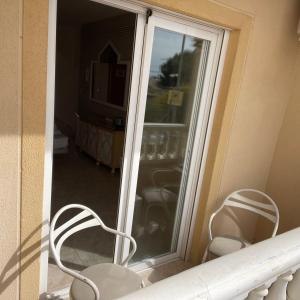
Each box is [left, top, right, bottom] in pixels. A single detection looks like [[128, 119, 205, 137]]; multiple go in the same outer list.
[[118, 227, 300, 300], [141, 123, 187, 162]]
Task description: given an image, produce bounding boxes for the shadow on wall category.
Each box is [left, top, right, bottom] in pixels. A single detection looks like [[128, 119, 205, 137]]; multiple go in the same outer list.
[[0, 222, 49, 297]]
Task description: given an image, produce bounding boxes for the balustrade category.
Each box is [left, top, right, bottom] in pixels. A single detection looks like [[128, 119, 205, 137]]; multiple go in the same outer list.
[[141, 124, 187, 162], [118, 227, 300, 300]]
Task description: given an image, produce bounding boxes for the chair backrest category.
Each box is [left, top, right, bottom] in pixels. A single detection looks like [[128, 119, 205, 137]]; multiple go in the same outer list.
[[49, 204, 137, 300], [208, 189, 279, 241]]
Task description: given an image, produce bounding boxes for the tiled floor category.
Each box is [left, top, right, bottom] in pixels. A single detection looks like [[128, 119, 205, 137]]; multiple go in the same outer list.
[[47, 259, 194, 298], [50, 146, 120, 270]]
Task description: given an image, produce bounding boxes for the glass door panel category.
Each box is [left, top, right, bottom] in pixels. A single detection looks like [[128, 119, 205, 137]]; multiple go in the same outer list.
[[131, 25, 211, 262]]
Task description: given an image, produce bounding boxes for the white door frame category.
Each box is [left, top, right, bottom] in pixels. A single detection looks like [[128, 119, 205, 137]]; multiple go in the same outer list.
[[41, 0, 229, 295], [113, 13, 147, 264], [120, 13, 226, 271], [39, 0, 57, 295]]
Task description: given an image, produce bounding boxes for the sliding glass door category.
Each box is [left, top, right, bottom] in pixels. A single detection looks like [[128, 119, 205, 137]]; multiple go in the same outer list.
[[43, 0, 225, 295], [118, 14, 224, 266], [131, 27, 210, 261]]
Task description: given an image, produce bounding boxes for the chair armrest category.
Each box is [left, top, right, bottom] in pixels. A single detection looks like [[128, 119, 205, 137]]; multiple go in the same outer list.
[[104, 226, 137, 267]]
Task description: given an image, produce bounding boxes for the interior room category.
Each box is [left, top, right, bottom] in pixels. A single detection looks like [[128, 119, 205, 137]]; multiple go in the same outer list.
[[48, 0, 205, 293], [48, 0, 136, 291]]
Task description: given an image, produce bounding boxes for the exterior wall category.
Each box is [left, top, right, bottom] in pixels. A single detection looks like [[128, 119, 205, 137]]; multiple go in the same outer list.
[[19, 1, 252, 296], [0, 1, 22, 300], [21, 0, 49, 299], [215, 0, 299, 205], [265, 47, 300, 234], [189, 0, 300, 261], [0, 0, 298, 299]]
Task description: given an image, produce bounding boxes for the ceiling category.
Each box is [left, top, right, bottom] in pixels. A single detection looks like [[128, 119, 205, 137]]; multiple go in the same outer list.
[[58, 0, 130, 25]]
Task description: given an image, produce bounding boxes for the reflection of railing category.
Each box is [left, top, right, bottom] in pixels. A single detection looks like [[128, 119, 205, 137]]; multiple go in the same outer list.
[[118, 227, 300, 300], [141, 123, 187, 161]]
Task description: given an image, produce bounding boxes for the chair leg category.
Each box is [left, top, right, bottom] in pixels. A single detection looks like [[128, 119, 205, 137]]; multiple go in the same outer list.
[[202, 246, 209, 264]]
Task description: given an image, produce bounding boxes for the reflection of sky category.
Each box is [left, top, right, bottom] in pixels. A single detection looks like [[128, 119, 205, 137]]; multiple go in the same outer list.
[[150, 27, 197, 77]]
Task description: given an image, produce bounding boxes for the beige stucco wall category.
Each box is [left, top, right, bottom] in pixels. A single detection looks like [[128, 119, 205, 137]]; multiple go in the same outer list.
[[20, 1, 252, 297], [142, 0, 300, 263], [216, 0, 299, 198], [21, 0, 49, 299], [0, 0, 299, 299], [189, 0, 300, 262], [266, 46, 300, 235], [0, 1, 21, 300]]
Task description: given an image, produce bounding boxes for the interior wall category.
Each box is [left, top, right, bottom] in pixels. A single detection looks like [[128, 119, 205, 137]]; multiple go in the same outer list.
[[54, 13, 136, 135], [0, 1, 21, 299], [264, 46, 300, 235], [55, 21, 81, 135], [78, 13, 135, 120]]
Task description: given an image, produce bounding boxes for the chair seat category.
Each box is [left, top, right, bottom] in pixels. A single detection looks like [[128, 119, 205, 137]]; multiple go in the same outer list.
[[143, 187, 176, 204], [70, 263, 142, 300], [208, 236, 249, 257]]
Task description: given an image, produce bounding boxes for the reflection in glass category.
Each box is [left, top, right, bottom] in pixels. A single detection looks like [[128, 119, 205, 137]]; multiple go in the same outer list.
[[131, 27, 208, 262], [145, 29, 203, 124]]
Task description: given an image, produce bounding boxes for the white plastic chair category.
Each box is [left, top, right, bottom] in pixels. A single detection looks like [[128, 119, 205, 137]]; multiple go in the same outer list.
[[202, 189, 279, 263], [142, 168, 179, 231], [49, 204, 144, 300]]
